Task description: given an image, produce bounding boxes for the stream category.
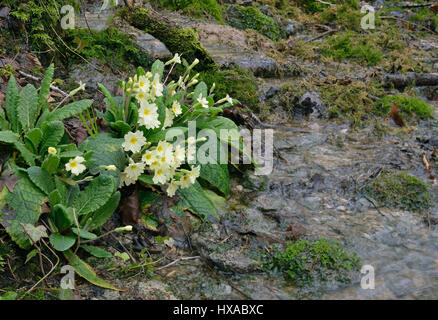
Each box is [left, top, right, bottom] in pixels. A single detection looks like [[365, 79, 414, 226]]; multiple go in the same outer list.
[[66, 1, 438, 300]]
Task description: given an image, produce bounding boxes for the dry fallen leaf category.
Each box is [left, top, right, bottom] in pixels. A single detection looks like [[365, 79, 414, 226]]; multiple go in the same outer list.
[[390, 102, 405, 127]]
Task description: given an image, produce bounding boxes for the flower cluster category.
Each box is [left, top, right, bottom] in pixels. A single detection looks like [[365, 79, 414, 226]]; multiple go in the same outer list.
[[116, 54, 235, 197], [120, 130, 200, 197]]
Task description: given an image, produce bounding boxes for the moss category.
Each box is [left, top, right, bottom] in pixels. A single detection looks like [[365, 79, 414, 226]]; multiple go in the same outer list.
[[319, 32, 383, 66], [0, 64, 16, 78], [295, 0, 359, 13], [62, 27, 155, 71], [375, 94, 434, 121], [318, 3, 362, 31], [364, 170, 433, 212], [6, 0, 78, 64], [199, 67, 259, 108], [120, 7, 215, 71], [151, 0, 224, 23], [264, 239, 361, 287], [319, 80, 383, 125], [227, 6, 281, 41]]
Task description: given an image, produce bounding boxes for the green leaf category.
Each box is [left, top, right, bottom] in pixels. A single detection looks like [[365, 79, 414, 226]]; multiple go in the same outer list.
[[2, 174, 46, 249], [63, 250, 121, 290], [49, 204, 74, 232], [25, 249, 38, 264], [24, 128, 43, 153], [81, 245, 112, 259], [5, 76, 19, 132], [199, 163, 230, 196], [17, 84, 38, 130], [0, 292, 17, 300], [39, 121, 64, 154], [0, 130, 19, 144], [38, 63, 54, 106], [193, 81, 208, 101], [115, 252, 130, 261], [14, 142, 37, 166], [47, 99, 93, 122], [177, 181, 217, 219], [27, 166, 55, 195], [138, 174, 157, 185], [50, 233, 76, 252], [98, 83, 119, 117], [109, 120, 131, 135], [41, 155, 60, 174], [88, 191, 120, 230], [73, 175, 115, 216], [72, 227, 97, 240], [151, 60, 164, 80], [147, 126, 188, 143]]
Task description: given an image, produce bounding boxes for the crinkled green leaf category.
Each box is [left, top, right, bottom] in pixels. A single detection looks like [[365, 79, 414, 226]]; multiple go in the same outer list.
[[73, 175, 115, 216], [177, 181, 217, 219], [199, 163, 230, 196], [2, 174, 46, 249], [38, 63, 54, 106], [17, 84, 38, 130], [5, 76, 19, 132], [24, 128, 43, 153], [88, 191, 120, 230], [49, 204, 74, 232], [27, 166, 55, 195], [39, 121, 65, 154]]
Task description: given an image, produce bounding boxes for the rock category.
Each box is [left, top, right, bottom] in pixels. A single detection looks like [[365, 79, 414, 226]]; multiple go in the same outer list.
[[299, 91, 327, 118], [284, 20, 302, 37], [0, 7, 10, 19], [191, 233, 261, 273], [214, 50, 277, 77], [265, 85, 281, 99], [132, 32, 172, 60]]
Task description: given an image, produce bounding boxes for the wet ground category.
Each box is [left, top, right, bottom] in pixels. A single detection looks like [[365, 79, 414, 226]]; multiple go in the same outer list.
[[2, 0, 438, 300]]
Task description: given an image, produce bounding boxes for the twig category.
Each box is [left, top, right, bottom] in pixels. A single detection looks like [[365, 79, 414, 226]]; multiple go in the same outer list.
[[304, 28, 337, 44], [156, 256, 200, 270], [380, 15, 438, 34], [18, 70, 68, 96]]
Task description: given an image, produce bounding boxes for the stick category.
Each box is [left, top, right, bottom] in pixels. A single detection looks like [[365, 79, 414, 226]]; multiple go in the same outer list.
[[18, 70, 68, 96], [156, 256, 200, 270]]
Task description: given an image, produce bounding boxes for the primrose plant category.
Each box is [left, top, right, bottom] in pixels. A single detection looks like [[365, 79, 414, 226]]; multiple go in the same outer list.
[[99, 53, 239, 206]]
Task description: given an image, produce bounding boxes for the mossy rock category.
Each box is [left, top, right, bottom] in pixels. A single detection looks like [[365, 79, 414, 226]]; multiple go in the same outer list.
[[120, 7, 215, 71], [63, 28, 155, 71], [364, 170, 433, 212], [151, 0, 224, 23], [375, 94, 434, 122], [199, 67, 259, 109], [226, 5, 281, 41], [264, 239, 361, 287]]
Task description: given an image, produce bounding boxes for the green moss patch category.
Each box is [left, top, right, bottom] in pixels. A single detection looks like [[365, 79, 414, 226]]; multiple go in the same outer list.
[[227, 6, 281, 41], [264, 239, 361, 287], [364, 170, 433, 212], [199, 67, 259, 108], [319, 80, 383, 125], [151, 0, 224, 23], [319, 32, 383, 66], [375, 94, 434, 121]]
